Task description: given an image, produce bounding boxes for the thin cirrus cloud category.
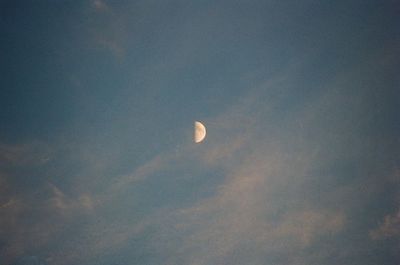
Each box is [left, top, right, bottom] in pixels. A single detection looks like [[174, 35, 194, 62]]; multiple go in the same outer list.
[[87, 0, 127, 59], [369, 210, 400, 240]]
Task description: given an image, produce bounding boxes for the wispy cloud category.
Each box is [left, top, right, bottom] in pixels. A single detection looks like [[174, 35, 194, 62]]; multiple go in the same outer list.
[[0, 142, 52, 166], [87, 0, 127, 59], [370, 210, 400, 240], [91, 0, 109, 12], [49, 184, 95, 213]]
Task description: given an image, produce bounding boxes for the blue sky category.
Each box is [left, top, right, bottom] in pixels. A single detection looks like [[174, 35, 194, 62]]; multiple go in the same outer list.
[[0, 1, 399, 264]]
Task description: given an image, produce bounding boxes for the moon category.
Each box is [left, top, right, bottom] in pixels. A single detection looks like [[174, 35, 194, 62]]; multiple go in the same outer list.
[[194, 121, 206, 143]]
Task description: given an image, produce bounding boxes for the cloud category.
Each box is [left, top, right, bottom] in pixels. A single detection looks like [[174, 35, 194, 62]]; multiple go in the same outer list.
[[87, 0, 127, 59], [91, 0, 109, 12], [368, 168, 400, 241], [150, 143, 347, 264], [370, 210, 400, 240], [48, 184, 95, 213], [0, 142, 52, 167], [275, 210, 346, 245]]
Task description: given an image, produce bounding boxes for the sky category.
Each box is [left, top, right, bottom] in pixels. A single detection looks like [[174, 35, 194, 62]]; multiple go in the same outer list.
[[0, 0, 399, 264]]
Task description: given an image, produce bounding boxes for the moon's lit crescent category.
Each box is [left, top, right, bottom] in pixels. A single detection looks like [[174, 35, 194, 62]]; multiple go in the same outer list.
[[194, 121, 206, 143]]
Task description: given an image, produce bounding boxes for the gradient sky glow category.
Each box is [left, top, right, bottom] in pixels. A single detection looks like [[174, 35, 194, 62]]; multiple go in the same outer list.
[[1, 1, 399, 265]]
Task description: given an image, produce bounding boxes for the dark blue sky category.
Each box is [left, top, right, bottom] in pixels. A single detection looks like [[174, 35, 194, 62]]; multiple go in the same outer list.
[[1, 1, 399, 265]]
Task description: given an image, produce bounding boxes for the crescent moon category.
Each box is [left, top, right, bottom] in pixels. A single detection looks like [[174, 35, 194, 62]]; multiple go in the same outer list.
[[194, 121, 206, 143]]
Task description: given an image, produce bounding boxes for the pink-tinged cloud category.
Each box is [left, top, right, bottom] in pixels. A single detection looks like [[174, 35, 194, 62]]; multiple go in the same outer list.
[[370, 210, 400, 240], [92, 0, 109, 12], [88, 0, 127, 59]]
